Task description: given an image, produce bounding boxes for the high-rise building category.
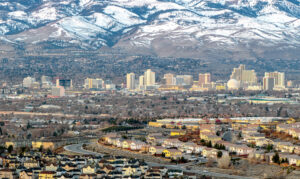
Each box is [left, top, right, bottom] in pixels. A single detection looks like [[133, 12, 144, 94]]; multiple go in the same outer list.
[[41, 76, 52, 88], [175, 75, 193, 86], [164, 73, 175, 86], [56, 79, 72, 89], [139, 75, 144, 88], [52, 86, 65, 97], [23, 77, 36, 88], [126, 73, 136, 90], [230, 65, 257, 85], [264, 72, 285, 89], [84, 78, 103, 89], [263, 77, 275, 91], [198, 73, 211, 86], [144, 69, 155, 86]]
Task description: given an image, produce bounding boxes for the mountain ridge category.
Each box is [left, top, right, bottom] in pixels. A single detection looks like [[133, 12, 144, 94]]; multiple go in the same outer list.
[[0, 0, 300, 60]]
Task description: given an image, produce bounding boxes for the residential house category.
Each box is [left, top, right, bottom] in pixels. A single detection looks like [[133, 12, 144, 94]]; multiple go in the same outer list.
[[24, 159, 39, 169], [19, 170, 32, 179], [38, 171, 55, 179], [82, 165, 96, 174], [0, 169, 17, 179], [167, 169, 183, 178], [149, 146, 165, 155], [228, 145, 254, 155], [130, 141, 147, 151], [162, 139, 184, 148], [162, 149, 182, 159], [274, 142, 296, 153]]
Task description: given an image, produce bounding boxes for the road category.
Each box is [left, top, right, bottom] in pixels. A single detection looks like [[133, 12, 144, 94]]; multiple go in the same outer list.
[[64, 143, 102, 156], [64, 143, 256, 179]]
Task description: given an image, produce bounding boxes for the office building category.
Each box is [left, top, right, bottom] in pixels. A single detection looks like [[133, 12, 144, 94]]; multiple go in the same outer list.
[[176, 75, 193, 86], [263, 77, 275, 91], [139, 75, 144, 89], [84, 78, 104, 89], [126, 73, 136, 90], [164, 73, 175, 86], [23, 77, 36, 88], [230, 65, 257, 85], [264, 72, 285, 89], [41, 76, 52, 88], [144, 69, 155, 86], [56, 79, 72, 89], [52, 86, 65, 97], [198, 73, 211, 86]]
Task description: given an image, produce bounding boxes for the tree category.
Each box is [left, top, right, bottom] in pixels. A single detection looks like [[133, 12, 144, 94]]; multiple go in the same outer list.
[[217, 151, 223, 158], [272, 152, 280, 164], [46, 149, 52, 155], [20, 147, 27, 154], [8, 145, 13, 153], [218, 155, 231, 169], [53, 131, 58, 137], [207, 141, 212, 148], [266, 144, 273, 152], [39, 145, 43, 152], [214, 143, 219, 149]]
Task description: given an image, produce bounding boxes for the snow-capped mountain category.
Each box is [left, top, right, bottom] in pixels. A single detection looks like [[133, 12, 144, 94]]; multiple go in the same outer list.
[[0, 0, 300, 59]]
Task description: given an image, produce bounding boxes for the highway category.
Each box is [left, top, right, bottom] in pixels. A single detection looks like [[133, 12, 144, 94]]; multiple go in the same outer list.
[[64, 143, 256, 179]]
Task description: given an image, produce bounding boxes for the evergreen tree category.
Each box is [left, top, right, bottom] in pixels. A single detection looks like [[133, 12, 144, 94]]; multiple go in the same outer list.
[[8, 145, 13, 153], [272, 152, 280, 164]]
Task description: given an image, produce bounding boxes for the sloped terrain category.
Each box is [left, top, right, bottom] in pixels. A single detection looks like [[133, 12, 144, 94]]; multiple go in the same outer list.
[[0, 0, 299, 59]]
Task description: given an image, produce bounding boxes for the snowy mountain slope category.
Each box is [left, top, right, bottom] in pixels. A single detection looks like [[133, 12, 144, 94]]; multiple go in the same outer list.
[[0, 0, 299, 59]]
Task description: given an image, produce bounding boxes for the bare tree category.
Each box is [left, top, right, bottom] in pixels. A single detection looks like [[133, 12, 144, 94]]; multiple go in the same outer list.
[[218, 155, 231, 169]]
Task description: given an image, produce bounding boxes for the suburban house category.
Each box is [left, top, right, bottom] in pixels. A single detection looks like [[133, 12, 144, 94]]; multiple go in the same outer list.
[[228, 145, 254, 155], [162, 149, 182, 159], [82, 165, 96, 174], [149, 146, 165, 155], [130, 141, 147, 151], [274, 142, 297, 153]]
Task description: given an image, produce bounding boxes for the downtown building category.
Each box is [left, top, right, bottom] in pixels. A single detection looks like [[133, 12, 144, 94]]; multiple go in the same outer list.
[[264, 72, 285, 90], [230, 65, 258, 87], [126, 73, 136, 90], [84, 78, 104, 89]]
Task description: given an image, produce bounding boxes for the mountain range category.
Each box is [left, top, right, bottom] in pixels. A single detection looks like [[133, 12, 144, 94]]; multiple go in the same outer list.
[[0, 0, 300, 60]]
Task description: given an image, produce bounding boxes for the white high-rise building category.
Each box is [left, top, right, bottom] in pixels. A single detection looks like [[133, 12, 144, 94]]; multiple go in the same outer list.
[[41, 76, 52, 88], [144, 69, 155, 86], [126, 73, 136, 90], [23, 77, 36, 88], [230, 65, 257, 85], [263, 77, 275, 91], [264, 72, 285, 89], [139, 75, 144, 89]]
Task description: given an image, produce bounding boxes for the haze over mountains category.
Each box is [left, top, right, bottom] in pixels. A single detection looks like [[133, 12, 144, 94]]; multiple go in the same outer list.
[[0, 0, 300, 60]]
